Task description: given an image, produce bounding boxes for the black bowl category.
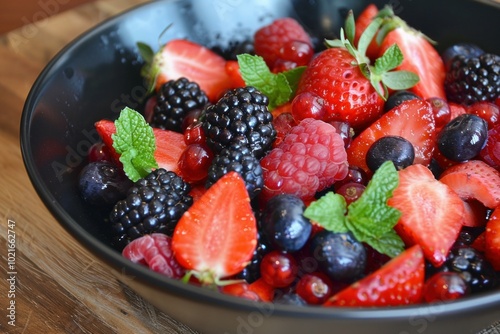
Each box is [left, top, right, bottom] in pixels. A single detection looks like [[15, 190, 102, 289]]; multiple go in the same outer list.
[[21, 0, 500, 333]]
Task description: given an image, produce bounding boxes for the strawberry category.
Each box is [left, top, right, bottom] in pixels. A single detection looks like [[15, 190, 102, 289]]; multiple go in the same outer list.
[[294, 11, 418, 130], [461, 200, 488, 227], [253, 17, 313, 71], [346, 99, 436, 175], [323, 245, 424, 307], [439, 160, 500, 209], [378, 28, 446, 100], [95, 119, 186, 174], [171, 172, 257, 283], [387, 164, 464, 267], [224, 60, 246, 89], [353, 3, 380, 60], [140, 39, 234, 102], [485, 207, 500, 271]]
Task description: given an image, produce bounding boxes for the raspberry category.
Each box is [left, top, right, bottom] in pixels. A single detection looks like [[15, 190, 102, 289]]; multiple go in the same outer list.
[[254, 18, 313, 70], [260, 118, 348, 203], [122, 233, 185, 279]]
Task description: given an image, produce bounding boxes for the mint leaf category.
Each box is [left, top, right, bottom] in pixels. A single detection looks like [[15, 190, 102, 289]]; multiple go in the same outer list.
[[382, 70, 420, 90], [112, 107, 158, 182], [137, 41, 154, 64], [347, 161, 401, 238], [306, 161, 404, 258], [373, 43, 403, 74], [304, 192, 349, 233], [237, 54, 305, 110]]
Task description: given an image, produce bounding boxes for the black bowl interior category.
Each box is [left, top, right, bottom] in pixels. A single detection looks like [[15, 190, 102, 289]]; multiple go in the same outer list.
[[21, 0, 500, 332]]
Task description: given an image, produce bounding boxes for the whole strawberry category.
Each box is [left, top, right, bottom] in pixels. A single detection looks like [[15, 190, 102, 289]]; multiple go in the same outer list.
[[293, 10, 419, 130], [260, 118, 348, 203]]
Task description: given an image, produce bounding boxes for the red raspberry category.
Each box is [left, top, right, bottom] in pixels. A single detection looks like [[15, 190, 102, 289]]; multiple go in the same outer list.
[[260, 118, 348, 203], [254, 18, 313, 70], [122, 233, 185, 279]]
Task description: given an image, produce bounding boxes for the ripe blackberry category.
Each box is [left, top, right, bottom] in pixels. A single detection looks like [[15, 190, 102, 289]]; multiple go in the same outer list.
[[202, 86, 276, 159], [444, 53, 500, 105], [109, 169, 192, 250], [205, 143, 263, 199], [151, 77, 209, 132], [438, 246, 498, 293]]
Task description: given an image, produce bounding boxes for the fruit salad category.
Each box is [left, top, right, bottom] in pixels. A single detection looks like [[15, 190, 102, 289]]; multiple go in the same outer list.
[[77, 3, 500, 307]]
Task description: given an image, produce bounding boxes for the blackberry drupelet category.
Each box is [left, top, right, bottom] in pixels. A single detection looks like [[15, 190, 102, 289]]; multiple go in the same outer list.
[[109, 168, 192, 250], [205, 143, 263, 199], [202, 86, 276, 159], [444, 53, 500, 105], [438, 246, 498, 293], [151, 77, 209, 132]]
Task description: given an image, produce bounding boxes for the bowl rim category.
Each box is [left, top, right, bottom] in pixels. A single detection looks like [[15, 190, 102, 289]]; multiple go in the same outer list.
[[19, 0, 500, 325]]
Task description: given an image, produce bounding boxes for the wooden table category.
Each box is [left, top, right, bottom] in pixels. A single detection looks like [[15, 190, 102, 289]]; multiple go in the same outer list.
[[0, 1, 499, 333]]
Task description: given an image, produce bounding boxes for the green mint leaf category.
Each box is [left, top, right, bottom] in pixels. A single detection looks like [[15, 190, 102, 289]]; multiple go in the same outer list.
[[237, 54, 302, 110], [303, 192, 349, 233], [112, 107, 158, 182], [360, 229, 406, 258], [345, 10, 356, 45], [382, 70, 420, 90], [346, 161, 403, 256], [282, 66, 306, 97], [373, 43, 403, 74], [357, 17, 383, 59]]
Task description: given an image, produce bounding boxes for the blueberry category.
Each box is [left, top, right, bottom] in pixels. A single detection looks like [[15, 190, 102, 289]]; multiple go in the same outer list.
[[78, 162, 132, 206], [441, 43, 484, 70], [366, 136, 415, 172], [384, 90, 421, 112], [310, 230, 366, 283], [437, 114, 488, 161], [261, 194, 312, 252], [274, 293, 307, 306]]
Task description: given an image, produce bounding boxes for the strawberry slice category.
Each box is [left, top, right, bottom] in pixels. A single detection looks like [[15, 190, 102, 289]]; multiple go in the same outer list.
[[149, 39, 234, 102], [94, 119, 186, 174], [347, 99, 436, 175], [171, 172, 257, 283], [378, 27, 446, 100], [485, 207, 500, 271], [387, 164, 464, 267], [323, 245, 424, 307], [439, 160, 500, 209]]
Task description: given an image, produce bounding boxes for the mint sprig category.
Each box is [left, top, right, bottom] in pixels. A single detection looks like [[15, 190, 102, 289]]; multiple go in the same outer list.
[[112, 107, 158, 182], [304, 161, 404, 257], [236, 54, 306, 110]]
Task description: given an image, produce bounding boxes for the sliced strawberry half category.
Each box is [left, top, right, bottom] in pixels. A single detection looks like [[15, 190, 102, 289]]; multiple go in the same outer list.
[[94, 119, 186, 174], [171, 172, 257, 283], [324, 245, 424, 307], [378, 27, 446, 100], [439, 160, 500, 209], [149, 39, 234, 102], [485, 207, 500, 271], [387, 164, 464, 267], [347, 99, 436, 175]]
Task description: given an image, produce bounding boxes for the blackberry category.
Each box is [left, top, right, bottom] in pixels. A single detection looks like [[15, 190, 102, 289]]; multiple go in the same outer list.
[[202, 86, 276, 159], [437, 246, 498, 293], [205, 143, 263, 199], [444, 53, 500, 105], [109, 169, 192, 250], [151, 77, 209, 132]]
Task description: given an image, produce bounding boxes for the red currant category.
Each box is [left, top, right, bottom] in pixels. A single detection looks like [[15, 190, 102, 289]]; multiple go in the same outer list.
[[260, 250, 298, 288], [87, 142, 112, 163], [480, 123, 500, 169], [467, 101, 500, 129], [184, 122, 206, 145], [424, 271, 470, 303], [426, 97, 451, 130], [181, 108, 204, 132], [335, 182, 366, 205], [291, 92, 326, 121], [178, 143, 213, 183], [143, 95, 157, 124], [296, 272, 334, 304], [278, 40, 314, 67], [334, 165, 368, 191]]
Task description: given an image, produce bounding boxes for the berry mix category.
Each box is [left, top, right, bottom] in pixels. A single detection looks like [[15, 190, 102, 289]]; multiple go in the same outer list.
[[78, 4, 500, 307]]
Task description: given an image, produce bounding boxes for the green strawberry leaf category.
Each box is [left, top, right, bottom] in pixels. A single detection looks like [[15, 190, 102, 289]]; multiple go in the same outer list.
[[303, 192, 349, 233], [344, 10, 356, 45], [237, 54, 305, 110], [112, 107, 158, 182], [305, 161, 404, 258], [357, 17, 383, 59], [137, 41, 154, 64]]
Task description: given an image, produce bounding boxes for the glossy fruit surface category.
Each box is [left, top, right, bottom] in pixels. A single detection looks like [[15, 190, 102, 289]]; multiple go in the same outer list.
[[366, 136, 415, 172]]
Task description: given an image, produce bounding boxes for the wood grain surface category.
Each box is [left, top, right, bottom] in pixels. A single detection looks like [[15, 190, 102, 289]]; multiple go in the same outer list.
[[1, 1, 499, 334]]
